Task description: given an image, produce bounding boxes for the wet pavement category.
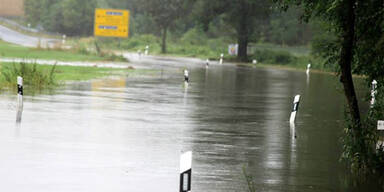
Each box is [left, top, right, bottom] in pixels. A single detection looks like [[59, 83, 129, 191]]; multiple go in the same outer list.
[[0, 25, 59, 48], [0, 59, 382, 192]]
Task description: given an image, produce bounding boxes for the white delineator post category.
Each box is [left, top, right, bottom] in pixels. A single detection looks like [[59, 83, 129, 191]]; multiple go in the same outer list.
[[180, 151, 192, 192], [289, 95, 301, 124], [376, 121, 384, 149], [62, 34, 66, 44], [184, 69, 189, 83], [219, 53, 224, 64], [16, 76, 23, 122], [371, 80, 378, 108], [17, 76, 23, 108], [306, 64, 311, 75], [145, 45, 149, 55]]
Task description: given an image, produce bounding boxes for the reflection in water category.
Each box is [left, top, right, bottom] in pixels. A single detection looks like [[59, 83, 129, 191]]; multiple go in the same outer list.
[[290, 123, 297, 140], [0, 65, 383, 192], [183, 82, 189, 106]]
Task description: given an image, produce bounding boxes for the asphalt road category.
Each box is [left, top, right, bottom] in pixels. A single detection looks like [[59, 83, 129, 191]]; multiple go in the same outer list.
[[0, 24, 59, 47]]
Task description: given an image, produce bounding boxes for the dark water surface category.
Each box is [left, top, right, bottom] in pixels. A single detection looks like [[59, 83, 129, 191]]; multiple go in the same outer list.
[[0, 64, 382, 192]]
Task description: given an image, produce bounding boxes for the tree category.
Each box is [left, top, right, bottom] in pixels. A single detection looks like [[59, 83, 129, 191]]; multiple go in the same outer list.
[[195, 0, 271, 62], [24, 0, 97, 36], [136, 0, 188, 53], [61, 0, 97, 36], [24, 0, 43, 25], [275, 0, 360, 126], [267, 7, 311, 46], [274, 0, 384, 171]]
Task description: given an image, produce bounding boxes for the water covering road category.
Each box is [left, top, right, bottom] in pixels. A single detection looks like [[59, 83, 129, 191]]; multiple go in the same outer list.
[[0, 58, 382, 192]]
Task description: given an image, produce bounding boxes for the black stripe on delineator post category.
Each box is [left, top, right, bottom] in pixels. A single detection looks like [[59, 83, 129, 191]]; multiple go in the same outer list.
[[289, 95, 301, 124], [17, 76, 23, 96], [179, 151, 192, 192], [292, 102, 299, 112], [179, 169, 192, 192], [17, 84, 23, 96]]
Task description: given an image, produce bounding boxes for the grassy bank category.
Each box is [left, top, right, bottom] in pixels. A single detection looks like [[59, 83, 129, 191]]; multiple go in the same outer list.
[[71, 34, 329, 72], [0, 62, 156, 90], [0, 40, 126, 62]]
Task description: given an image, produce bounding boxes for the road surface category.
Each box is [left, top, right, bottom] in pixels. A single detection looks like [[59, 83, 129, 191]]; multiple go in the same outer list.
[[0, 24, 59, 47]]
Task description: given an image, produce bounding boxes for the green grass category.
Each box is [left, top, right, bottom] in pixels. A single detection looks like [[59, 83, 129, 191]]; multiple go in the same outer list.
[[250, 43, 310, 57], [0, 62, 157, 90], [70, 34, 332, 72], [51, 65, 157, 81], [0, 40, 126, 62], [80, 34, 315, 64], [0, 62, 56, 89]]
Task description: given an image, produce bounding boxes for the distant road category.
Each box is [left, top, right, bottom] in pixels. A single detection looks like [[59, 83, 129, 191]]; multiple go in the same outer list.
[[0, 24, 59, 47]]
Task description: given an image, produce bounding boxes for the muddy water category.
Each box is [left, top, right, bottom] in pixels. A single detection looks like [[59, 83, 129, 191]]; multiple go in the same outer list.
[[0, 64, 382, 192]]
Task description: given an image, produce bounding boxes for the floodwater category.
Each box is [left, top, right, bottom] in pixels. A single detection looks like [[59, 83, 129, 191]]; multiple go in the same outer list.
[[0, 61, 382, 192]]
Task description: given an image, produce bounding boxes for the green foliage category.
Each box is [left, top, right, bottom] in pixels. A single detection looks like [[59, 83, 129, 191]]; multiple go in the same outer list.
[[131, 14, 157, 36], [341, 86, 384, 174], [180, 28, 208, 45], [0, 62, 57, 89], [310, 21, 340, 72], [267, 7, 312, 46], [195, 0, 271, 61], [275, 0, 384, 173], [24, 0, 97, 36], [61, 0, 97, 36], [251, 49, 296, 65], [242, 165, 256, 192], [0, 62, 151, 88], [135, 0, 191, 53]]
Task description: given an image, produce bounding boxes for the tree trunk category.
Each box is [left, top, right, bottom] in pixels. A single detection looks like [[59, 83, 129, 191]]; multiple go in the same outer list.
[[161, 26, 167, 54], [339, 0, 361, 127], [237, 33, 248, 62], [237, 0, 248, 62]]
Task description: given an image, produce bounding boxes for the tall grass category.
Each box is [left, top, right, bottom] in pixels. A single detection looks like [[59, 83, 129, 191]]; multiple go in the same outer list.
[[0, 62, 57, 90], [243, 165, 256, 192]]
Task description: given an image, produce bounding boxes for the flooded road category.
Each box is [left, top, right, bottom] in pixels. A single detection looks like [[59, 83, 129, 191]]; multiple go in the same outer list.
[[0, 61, 382, 192]]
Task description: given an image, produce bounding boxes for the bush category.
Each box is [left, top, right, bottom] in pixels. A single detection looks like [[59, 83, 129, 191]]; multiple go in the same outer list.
[[120, 34, 160, 51], [341, 86, 384, 174], [0, 62, 57, 90], [180, 28, 208, 45], [251, 49, 297, 65]]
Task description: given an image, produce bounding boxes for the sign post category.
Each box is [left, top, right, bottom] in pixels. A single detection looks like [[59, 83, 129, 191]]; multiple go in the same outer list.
[[94, 9, 130, 38]]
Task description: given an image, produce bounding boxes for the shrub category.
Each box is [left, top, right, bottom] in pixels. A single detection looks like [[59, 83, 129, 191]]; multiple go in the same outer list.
[[341, 86, 384, 174], [0, 62, 57, 90], [251, 49, 297, 65]]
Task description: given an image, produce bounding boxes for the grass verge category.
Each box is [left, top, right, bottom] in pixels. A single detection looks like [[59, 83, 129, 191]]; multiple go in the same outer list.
[[0, 62, 156, 91], [0, 40, 127, 62], [70, 34, 327, 72]]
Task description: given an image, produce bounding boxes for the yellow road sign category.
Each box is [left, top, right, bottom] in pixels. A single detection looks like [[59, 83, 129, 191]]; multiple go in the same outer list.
[[94, 9, 130, 38]]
